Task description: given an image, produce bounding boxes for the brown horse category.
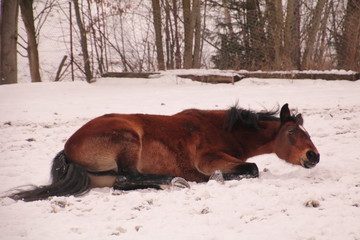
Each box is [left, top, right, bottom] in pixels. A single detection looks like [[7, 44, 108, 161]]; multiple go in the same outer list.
[[8, 103, 319, 201]]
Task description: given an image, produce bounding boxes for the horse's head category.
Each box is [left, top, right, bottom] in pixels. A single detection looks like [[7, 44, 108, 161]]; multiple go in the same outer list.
[[274, 104, 320, 169]]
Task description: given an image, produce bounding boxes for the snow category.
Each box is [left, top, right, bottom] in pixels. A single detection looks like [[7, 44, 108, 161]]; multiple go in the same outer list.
[[238, 69, 359, 75], [1, 71, 360, 240]]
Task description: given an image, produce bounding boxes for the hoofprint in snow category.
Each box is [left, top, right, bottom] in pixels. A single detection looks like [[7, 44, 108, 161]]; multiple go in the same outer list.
[[1, 71, 360, 240]]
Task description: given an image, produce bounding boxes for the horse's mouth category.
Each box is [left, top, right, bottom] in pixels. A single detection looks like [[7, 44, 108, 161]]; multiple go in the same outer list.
[[300, 159, 317, 169]]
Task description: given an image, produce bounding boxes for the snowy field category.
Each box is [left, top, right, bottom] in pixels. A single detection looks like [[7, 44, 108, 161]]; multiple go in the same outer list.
[[1, 71, 360, 240]]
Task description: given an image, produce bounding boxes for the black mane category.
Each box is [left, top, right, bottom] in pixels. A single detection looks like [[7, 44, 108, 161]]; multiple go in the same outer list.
[[224, 105, 282, 131]]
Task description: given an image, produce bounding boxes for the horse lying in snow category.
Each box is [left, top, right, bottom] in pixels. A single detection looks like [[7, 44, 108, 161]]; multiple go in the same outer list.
[[8, 103, 319, 201]]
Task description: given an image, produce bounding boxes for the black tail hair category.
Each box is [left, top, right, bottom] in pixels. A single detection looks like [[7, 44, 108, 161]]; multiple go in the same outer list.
[[7, 150, 90, 202]]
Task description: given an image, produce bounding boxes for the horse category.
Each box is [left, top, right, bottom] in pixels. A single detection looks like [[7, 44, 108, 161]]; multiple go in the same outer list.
[[8, 103, 320, 201]]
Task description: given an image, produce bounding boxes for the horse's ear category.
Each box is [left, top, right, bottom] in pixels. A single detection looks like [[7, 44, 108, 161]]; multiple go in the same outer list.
[[296, 113, 304, 125], [280, 103, 291, 124]]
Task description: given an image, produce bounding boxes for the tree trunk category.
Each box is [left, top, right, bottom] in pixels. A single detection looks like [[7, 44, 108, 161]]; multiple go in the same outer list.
[[0, 0, 18, 84], [265, 0, 283, 69], [302, 0, 326, 69], [164, 0, 174, 69], [284, 0, 300, 69], [73, 0, 92, 82], [172, 0, 181, 69], [192, 0, 201, 68], [87, 0, 101, 75], [222, 0, 234, 35], [19, 0, 41, 83], [182, 0, 193, 69], [151, 0, 165, 70], [245, 0, 267, 69], [245, 0, 257, 63], [338, 0, 360, 70], [314, 0, 330, 67]]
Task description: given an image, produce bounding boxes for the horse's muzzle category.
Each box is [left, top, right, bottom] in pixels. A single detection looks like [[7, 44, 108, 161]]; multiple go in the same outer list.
[[302, 150, 320, 168]]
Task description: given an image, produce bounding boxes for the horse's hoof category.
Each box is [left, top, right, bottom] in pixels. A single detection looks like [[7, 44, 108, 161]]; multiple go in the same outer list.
[[171, 177, 190, 189], [209, 170, 224, 184]]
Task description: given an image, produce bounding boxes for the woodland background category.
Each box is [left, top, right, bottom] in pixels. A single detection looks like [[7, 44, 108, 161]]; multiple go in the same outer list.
[[1, 0, 360, 84]]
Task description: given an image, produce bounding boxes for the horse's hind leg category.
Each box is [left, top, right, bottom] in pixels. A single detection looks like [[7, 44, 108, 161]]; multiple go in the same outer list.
[[88, 171, 117, 188], [114, 172, 190, 190]]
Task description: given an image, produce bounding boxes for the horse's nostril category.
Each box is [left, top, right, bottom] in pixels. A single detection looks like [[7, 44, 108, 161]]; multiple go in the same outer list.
[[306, 150, 320, 163]]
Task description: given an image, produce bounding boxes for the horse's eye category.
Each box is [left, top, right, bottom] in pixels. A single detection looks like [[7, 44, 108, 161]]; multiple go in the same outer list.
[[288, 129, 297, 135]]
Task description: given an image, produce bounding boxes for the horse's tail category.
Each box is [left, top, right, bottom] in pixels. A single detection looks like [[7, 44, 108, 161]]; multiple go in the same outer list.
[[8, 150, 90, 202]]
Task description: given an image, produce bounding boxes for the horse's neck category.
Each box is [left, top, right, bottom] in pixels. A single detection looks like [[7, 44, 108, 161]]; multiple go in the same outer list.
[[243, 121, 280, 158]]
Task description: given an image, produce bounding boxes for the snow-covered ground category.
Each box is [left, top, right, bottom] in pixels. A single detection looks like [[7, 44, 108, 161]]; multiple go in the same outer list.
[[1, 71, 360, 240]]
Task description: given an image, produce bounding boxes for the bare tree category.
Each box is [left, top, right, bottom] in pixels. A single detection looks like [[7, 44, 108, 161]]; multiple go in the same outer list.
[[192, 0, 201, 68], [338, 0, 360, 70], [0, 0, 19, 84], [265, 0, 283, 69], [19, 0, 41, 82], [151, 0, 165, 70], [73, 0, 92, 82], [302, 0, 326, 69], [172, 0, 182, 69], [163, 0, 174, 69], [313, 0, 331, 68], [182, 0, 193, 69], [182, 0, 202, 69], [244, 0, 267, 69], [161, 0, 183, 69], [85, 0, 111, 75], [222, 0, 234, 36], [284, 0, 300, 69]]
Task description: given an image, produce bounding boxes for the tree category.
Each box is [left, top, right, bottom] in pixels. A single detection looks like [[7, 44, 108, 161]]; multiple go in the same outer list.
[[85, 0, 108, 75], [302, 0, 326, 69], [265, 0, 283, 69], [283, 0, 300, 69], [338, 0, 360, 70], [313, 0, 331, 67], [192, 0, 201, 68], [19, 0, 41, 82], [222, 0, 234, 37], [151, 0, 165, 70], [0, 0, 19, 84], [172, 0, 182, 69], [182, 0, 193, 69], [245, 0, 266, 69], [182, 0, 202, 69], [163, 0, 174, 69], [163, 0, 182, 69], [73, 0, 92, 82]]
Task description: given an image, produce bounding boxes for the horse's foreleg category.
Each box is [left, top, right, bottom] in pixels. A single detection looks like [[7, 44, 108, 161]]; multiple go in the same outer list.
[[209, 163, 259, 183], [196, 152, 259, 182], [114, 172, 190, 191], [223, 162, 259, 179]]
